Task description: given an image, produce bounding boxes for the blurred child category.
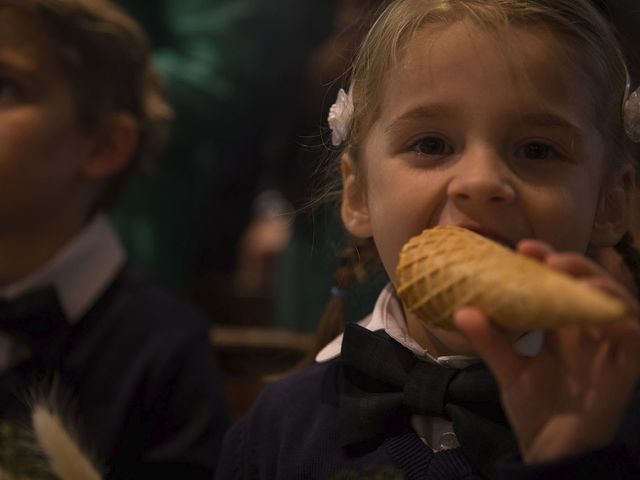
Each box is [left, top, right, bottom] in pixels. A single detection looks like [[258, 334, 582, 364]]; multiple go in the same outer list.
[[0, 0, 228, 477], [217, 0, 640, 478]]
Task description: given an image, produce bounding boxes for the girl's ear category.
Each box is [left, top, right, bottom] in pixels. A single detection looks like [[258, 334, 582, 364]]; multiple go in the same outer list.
[[341, 153, 373, 239], [590, 165, 636, 247], [82, 113, 139, 179]]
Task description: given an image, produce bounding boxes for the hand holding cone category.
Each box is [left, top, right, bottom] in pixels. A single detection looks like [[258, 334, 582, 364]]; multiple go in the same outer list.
[[396, 226, 629, 331]]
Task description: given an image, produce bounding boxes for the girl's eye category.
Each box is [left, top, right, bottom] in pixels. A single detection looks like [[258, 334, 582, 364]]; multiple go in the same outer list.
[[516, 142, 558, 160], [411, 137, 453, 156]]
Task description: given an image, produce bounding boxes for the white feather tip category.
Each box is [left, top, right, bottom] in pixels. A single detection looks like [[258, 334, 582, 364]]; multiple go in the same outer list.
[[31, 405, 101, 480]]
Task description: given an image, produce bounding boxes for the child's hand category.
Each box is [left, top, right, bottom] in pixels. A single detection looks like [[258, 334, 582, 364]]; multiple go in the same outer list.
[[454, 240, 640, 464]]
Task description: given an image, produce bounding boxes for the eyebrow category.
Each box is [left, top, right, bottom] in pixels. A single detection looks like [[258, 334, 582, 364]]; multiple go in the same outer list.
[[518, 113, 586, 136], [384, 105, 450, 134], [384, 107, 586, 136]]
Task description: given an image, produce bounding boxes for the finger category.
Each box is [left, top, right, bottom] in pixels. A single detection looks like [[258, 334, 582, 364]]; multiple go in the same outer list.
[[583, 277, 639, 316], [601, 319, 640, 363], [544, 326, 603, 377], [536, 251, 638, 315], [547, 321, 640, 382], [544, 252, 607, 279], [516, 239, 554, 262], [596, 322, 640, 421], [454, 308, 527, 389], [586, 322, 640, 408]]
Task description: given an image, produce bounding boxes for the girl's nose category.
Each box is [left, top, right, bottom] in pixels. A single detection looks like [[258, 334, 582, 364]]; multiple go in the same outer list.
[[447, 149, 515, 204]]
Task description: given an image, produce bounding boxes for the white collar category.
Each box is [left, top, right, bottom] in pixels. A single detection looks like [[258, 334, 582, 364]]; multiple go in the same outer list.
[[315, 283, 543, 367], [0, 215, 126, 323]]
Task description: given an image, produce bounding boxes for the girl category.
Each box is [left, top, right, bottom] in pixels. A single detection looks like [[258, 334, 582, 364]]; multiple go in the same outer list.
[[217, 0, 640, 478]]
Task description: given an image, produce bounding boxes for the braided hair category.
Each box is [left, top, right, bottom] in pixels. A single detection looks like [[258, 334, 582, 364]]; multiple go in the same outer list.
[[297, 237, 379, 368]]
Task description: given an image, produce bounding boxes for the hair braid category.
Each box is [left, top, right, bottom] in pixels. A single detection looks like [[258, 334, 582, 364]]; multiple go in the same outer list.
[[297, 237, 379, 369]]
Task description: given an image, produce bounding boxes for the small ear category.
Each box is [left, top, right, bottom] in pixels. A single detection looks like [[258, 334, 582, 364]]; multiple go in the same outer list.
[[82, 113, 139, 179], [590, 165, 635, 247], [340, 153, 372, 239]]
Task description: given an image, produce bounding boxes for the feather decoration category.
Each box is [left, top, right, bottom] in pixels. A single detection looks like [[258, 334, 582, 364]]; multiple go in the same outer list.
[[31, 405, 101, 480]]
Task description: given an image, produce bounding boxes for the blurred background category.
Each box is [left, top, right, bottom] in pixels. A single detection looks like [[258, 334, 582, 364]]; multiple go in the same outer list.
[[109, 0, 640, 420]]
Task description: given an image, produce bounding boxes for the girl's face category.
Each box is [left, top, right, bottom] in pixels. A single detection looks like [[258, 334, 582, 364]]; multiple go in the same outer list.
[[341, 21, 630, 353]]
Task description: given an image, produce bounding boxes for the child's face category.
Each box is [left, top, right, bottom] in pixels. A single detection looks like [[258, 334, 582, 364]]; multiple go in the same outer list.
[[0, 22, 98, 235], [342, 21, 620, 286]]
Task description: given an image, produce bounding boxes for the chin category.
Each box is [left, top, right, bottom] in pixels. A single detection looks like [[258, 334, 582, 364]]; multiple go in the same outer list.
[[430, 326, 478, 356]]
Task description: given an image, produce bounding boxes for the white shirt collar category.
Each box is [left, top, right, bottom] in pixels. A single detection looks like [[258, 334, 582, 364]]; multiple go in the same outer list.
[[0, 215, 126, 323], [316, 283, 543, 366]]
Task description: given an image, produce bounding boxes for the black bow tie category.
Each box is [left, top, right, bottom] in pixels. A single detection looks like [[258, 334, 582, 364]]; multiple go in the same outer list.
[[339, 323, 517, 479], [0, 287, 68, 350]]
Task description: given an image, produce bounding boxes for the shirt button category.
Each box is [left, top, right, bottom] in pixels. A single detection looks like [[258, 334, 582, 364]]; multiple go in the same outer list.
[[439, 431, 460, 450]]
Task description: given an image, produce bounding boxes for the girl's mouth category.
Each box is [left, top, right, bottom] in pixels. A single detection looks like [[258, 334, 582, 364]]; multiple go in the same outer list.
[[454, 225, 516, 249]]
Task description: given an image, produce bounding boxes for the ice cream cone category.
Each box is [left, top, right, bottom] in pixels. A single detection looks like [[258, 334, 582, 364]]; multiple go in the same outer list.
[[396, 226, 629, 331]]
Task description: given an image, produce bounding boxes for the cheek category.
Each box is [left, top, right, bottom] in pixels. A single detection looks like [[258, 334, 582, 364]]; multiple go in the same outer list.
[[526, 179, 601, 251], [372, 234, 405, 286], [0, 109, 66, 164], [365, 190, 408, 283], [367, 173, 446, 283], [0, 113, 87, 210]]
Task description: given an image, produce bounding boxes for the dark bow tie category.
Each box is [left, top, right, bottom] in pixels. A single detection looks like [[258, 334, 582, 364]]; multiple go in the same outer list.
[[339, 323, 517, 479], [0, 287, 68, 350]]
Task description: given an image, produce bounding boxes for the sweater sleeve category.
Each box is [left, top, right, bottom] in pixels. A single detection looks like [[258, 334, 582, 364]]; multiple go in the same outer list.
[[110, 327, 230, 480], [215, 417, 251, 480], [157, 333, 227, 462]]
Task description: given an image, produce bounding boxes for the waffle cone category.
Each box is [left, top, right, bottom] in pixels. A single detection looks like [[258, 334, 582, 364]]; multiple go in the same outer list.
[[396, 226, 629, 331]]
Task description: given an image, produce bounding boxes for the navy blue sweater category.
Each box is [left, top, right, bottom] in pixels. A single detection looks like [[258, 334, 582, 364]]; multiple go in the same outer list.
[[217, 357, 640, 479], [0, 264, 229, 479]]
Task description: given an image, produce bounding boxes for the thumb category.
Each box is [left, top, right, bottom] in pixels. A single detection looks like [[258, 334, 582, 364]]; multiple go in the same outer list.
[[455, 308, 526, 389]]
